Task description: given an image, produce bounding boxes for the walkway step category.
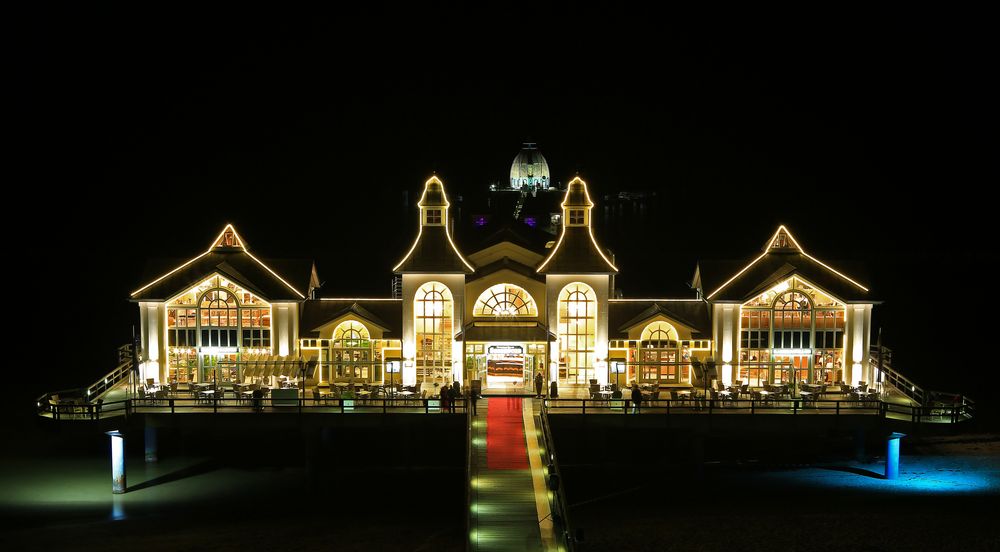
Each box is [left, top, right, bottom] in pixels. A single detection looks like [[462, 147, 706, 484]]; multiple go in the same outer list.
[[469, 398, 555, 551]]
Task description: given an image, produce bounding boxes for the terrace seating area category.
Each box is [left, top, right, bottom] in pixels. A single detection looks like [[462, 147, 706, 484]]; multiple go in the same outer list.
[[543, 378, 920, 416], [37, 371, 474, 419]]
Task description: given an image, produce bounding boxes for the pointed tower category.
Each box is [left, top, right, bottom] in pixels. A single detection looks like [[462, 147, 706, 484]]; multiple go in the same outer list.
[[394, 176, 475, 274], [538, 177, 616, 388], [537, 177, 618, 274], [395, 176, 472, 388]]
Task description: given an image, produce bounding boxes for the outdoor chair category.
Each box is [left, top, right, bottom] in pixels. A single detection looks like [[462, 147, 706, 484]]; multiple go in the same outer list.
[[802, 391, 819, 408], [153, 389, 169, 405]]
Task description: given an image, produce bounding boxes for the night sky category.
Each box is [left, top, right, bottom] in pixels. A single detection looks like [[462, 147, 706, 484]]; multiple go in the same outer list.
[[16, 11, 993, 404]]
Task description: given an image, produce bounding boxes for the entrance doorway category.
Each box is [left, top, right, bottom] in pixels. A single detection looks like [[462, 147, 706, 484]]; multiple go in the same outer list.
[[201, 350, 239, 383], [466, 342, 544, 394], [772, 353, 810, 384]]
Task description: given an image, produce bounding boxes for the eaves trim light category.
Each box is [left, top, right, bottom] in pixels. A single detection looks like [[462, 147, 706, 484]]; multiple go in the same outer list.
[[130, 223, 305, 300], [393, 176, 475, 273], [706, 225, 868, 300]]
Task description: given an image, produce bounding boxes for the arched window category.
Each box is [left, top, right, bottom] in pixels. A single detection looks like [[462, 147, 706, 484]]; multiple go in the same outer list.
[[771, 290, 813, 384], [415, 282, 453, 383], [558, 283, 596, 384], [637, 321, 682, 383], [473, 283, 538, 317], [772, 290, 812, 347], [200, 289, 239, 347], [640, 321, 678, 345], [334, 320, 370, 345], [332, 320, 371, 380]]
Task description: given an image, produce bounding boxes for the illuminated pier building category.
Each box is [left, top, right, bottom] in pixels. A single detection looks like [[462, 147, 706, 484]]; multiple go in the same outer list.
[[130, 147, 876, 395]]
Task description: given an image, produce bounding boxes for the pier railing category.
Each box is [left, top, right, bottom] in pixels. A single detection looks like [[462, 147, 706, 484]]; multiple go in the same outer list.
[[36, 343, 133, 416], [541, 397, 974, 424], [539, 399, 577, 551], [40, 396, 471, 421]]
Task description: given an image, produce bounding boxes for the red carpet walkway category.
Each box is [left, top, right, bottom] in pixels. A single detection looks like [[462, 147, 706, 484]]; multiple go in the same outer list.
[[486, 397, 529, 470]]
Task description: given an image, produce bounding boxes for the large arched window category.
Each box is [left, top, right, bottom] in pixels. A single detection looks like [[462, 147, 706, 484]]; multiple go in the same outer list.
[[200, 289, 239, 347], [772, 291, 812, 348], [332, 320, 371, 380], [771, 290, 812, 384], [637, 321, 682, 383], [415, 282, 453, 383], [558, 283, 596, 384], [473, 283, 538, 317]]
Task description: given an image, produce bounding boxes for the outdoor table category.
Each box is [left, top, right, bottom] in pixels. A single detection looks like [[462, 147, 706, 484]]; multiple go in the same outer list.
[[799, 391, 814, 407]]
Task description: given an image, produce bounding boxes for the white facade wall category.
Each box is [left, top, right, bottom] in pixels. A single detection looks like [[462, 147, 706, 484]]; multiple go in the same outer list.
[[401, 273, 467, 385], [711, 303, 739, 386], [138, 301, 167, 382], [271, 302, 300, 358], [843, 303, 874, 386], [544, 274, 611, 385]]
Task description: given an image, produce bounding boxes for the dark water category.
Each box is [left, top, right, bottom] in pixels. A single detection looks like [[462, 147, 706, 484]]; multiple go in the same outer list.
[[0, 425, 466, 551], [560, 440, 1000, 552]]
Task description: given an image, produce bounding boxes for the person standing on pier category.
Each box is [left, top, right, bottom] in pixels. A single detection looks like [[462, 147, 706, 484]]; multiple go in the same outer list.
[[631, 383, 643, 414]]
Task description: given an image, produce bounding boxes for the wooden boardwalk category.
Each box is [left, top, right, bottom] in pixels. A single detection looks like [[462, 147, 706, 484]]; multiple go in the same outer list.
[[469, 398, 554, 551]]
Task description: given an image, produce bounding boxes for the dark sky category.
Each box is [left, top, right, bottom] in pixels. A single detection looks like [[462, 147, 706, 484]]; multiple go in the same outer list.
[[15, 10, 993, 397]]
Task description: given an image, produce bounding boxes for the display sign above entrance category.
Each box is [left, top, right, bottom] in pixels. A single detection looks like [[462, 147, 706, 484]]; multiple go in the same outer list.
[[488, 345, 524, 355]]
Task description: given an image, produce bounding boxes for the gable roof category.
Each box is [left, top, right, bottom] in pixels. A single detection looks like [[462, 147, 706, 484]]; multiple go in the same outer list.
[[608, 299, 712, 339], [299, 298, 403, 338], [697, 225, 873, 303], [130, 224, 309, 302], [467, 257, 545, 283], [462, 220, 553, 257]]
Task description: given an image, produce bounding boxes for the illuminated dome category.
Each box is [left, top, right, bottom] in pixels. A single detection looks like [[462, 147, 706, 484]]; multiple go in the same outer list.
[[509, 143, 551, 190]]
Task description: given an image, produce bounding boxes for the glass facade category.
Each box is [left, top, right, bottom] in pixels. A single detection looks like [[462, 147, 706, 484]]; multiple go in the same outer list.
[[166, 275, 271, 383], [635, 322, 686, 384], [332, 320, 373, 380], [738, 277, 845, 386]]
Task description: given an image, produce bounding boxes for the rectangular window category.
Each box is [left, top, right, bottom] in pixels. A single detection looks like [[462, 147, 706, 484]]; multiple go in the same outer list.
[[569, 209, 584, 225], [426, 209, 442, 224]]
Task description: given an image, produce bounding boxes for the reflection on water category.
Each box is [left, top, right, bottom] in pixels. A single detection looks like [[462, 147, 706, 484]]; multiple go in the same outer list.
[[111, 494, 125, 521]]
